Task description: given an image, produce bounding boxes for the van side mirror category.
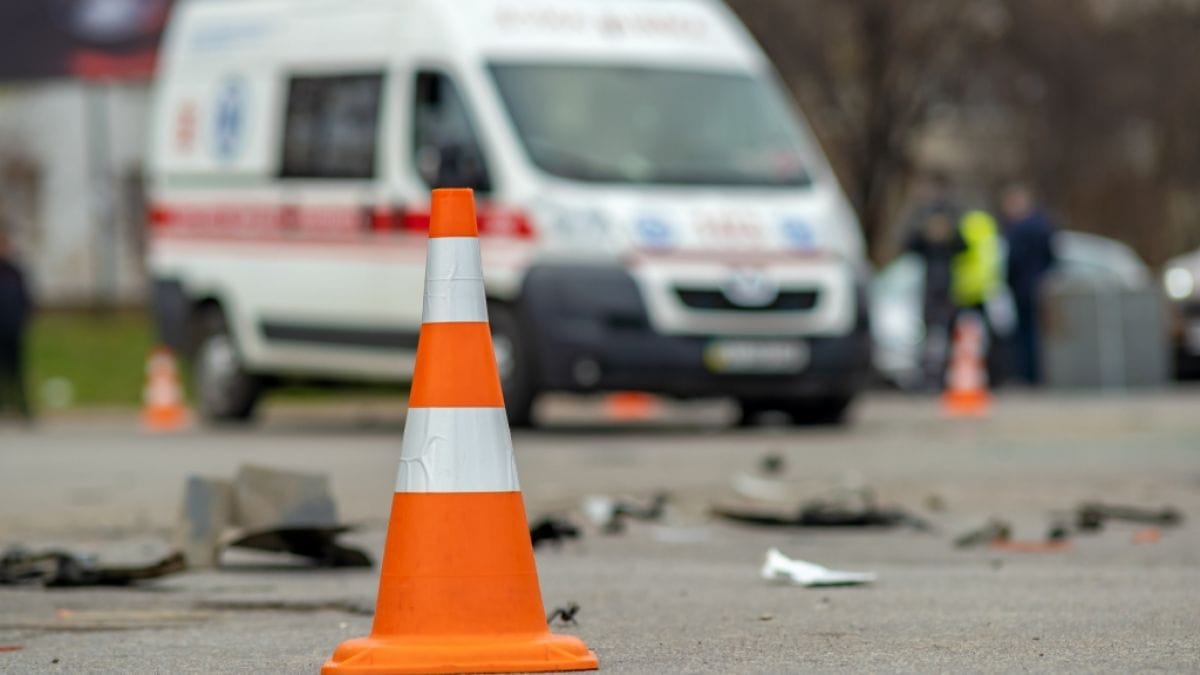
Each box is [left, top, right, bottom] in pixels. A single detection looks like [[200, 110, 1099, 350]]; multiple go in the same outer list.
[[416, 142, 491, 193]]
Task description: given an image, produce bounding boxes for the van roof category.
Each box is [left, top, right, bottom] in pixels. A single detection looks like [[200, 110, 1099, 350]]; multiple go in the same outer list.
[[444, 0, 764, 70], [167, 0, 765, 72]]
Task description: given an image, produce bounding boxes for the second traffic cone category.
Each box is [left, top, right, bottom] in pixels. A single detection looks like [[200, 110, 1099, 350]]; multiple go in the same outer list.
[[942, 311, 990, 417], [323, 189, 598, 674], [142, 346, 189, 432]]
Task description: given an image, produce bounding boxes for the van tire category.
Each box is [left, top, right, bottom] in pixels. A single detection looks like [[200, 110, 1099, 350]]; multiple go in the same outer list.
[[192, 306, 262, 424], [488, 302, 537, 428], [783, 395, 853, 426], [736, 398, 773, 427]]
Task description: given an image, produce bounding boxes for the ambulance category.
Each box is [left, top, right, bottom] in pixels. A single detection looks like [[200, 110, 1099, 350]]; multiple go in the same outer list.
[[147, 0, 872, 427]]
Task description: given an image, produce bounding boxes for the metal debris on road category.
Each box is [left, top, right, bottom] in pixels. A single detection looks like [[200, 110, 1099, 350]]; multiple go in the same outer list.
[[759, 548, 877, 587], [954, 519, 1012, 548], [178, 464, 371, 568], [226, 526, 370, 567], [0, 548, 185, 587], [581, 491, 669, 533], [1075, 502, 1183, 532], [955, 519, 1072, 552], [712, 497, 930, 530], [718, 457, 931, 531], [530, 516, 580, 548], [546, 602, 581, 626]]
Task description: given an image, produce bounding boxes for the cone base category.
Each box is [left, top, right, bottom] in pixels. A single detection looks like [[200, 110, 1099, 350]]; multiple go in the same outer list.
[[322, 632, 598, 674], [942, 391, 991, 417], [142, 409, 189, 432]]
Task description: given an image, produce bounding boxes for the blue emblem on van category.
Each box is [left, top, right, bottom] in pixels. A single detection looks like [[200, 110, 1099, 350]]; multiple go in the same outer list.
[[213, 77, 246, 161], [635, 215, 674, 248], [782, 218, 815, 250]]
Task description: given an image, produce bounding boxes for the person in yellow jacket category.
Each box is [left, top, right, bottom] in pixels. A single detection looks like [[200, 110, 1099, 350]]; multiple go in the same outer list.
[[953, 210, 1002, 310], [951, 209, 1004, 383]]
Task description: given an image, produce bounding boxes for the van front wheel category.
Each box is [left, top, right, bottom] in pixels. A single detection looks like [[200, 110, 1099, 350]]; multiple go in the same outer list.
[[193, 307, 262, 423], [489, 303, 537, 428]]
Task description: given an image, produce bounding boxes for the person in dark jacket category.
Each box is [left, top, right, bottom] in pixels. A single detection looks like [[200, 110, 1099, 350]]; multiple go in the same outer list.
[[0, 228, 33, 421], [1000, 183, 1057, 385], [904, 175, 966, 389]]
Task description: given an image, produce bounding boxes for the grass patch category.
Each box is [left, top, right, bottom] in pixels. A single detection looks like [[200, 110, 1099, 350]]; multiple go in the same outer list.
[[27, 310, 156, 408]]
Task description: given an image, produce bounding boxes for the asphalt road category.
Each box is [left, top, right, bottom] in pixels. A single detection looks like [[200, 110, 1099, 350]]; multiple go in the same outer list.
[[1, 390, 1199, 673]]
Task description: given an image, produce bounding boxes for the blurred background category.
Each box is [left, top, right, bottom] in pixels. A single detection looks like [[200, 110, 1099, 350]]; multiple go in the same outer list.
[[0, 0, 1198, 415]]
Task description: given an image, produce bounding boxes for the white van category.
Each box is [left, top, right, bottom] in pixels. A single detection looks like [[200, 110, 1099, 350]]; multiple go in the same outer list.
[[147, 0, 871, 426]]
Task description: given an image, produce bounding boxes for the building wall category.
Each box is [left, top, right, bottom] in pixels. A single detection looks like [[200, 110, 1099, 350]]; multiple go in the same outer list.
[[0, 81, 150, 306]]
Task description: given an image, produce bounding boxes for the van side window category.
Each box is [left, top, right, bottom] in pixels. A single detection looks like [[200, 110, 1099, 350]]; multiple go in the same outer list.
[[413, 71, 492, 192], [281, 73, 383, 179]]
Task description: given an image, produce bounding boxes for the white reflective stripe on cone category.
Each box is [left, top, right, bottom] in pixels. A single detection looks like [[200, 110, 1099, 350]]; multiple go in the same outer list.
[[396, 407, 520, 492], [421, 237, 488, 324]]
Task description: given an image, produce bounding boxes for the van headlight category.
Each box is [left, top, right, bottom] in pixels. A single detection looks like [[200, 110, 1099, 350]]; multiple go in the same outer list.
[[1164, 266, 1195, 301]]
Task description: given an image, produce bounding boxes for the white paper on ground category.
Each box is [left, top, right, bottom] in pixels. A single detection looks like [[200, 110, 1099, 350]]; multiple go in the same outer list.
[[581, 495, 617, 526], [760, 547, 877, 587]]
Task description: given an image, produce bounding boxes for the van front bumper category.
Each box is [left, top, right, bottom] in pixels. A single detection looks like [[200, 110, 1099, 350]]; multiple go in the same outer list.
[[518, 264, 871, 399]]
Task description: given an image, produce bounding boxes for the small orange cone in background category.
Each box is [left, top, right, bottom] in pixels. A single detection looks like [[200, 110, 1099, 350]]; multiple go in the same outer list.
[[942, 311, 991, 417], [604, 391, 660, 421], [142, 346, 190, 432], [323, 189, 598, 674]]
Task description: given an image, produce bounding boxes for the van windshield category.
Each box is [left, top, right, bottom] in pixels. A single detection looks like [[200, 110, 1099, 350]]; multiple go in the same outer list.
[[489, 63, 813, 187]]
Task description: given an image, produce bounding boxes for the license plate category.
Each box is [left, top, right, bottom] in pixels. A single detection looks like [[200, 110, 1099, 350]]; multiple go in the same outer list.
[[704, 339, 809, 374]]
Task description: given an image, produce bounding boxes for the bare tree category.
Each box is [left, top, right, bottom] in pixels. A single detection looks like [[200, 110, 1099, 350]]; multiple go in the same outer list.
[[730, 0, 1000, 261]]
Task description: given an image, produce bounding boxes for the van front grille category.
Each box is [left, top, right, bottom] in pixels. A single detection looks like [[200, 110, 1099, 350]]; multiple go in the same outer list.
[[675, 288, 819, 312]]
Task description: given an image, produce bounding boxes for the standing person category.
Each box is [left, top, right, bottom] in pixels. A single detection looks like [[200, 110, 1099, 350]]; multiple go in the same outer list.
[[0, 228, 33, 422], [952, 208, 1004, 383], [904, 173, 966, 390], [1000, 183, 1057, 385]]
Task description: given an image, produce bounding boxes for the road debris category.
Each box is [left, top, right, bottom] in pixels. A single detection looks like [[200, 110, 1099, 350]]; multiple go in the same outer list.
[[226, 527, 370, 568], [546, 602, 580, 626], [530, 516, 580, 548], [0, 645, 22, 652], [581, 491, 669, 533], [717, 458, 930, 530], [1047, 521, 1071, 541], [178, 465, 371, 568], [1075, 502, 1183, 531], [954, 519, 1012, 548], [759, 548, 876, 587], [0, 548, 185, 587], [955, 519, 1072, 552], [712, 496, 930, 530]]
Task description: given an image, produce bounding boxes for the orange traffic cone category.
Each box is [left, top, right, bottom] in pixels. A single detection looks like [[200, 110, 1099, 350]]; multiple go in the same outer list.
[[142, 346, 189, 432], [323, 189, 598, 674], [942, 311, 991, 416]]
